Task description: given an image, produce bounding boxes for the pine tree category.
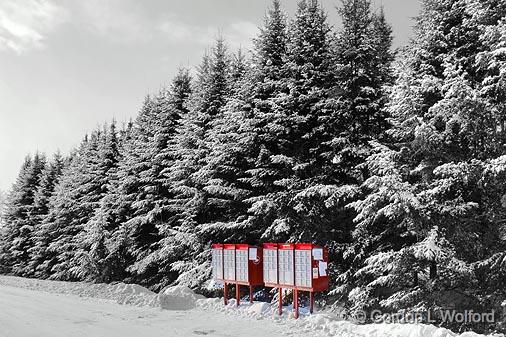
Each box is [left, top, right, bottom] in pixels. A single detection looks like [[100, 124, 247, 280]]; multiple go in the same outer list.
[[246, 0, 336, 243], [0, 190, 7, 225], [85, 99, 155, 284], [37, 125, 119, 281], [241, 0, 290, 241], [0, 153, 46, 275], [27, 152, 65, 277], [70, 122, 122, 281], [343, 0, 506, 323], [123, 69, 192, 288], [160, 39, 233, 290]]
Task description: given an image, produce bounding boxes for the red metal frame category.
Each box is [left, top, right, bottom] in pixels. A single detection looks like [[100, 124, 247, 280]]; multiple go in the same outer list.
[[213, 242, 329, 319], [294, 243, 329, 292], [218, 243, 263, 306]]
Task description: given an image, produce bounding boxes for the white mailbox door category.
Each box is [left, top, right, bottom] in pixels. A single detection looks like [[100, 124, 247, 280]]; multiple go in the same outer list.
[[295, 249, 312, 288], [223, 249, 236, 281], [263, 249, 278, 284], [211, 249, 223, 280], [236, 249, 249, 282], [278, 249, 294, 285]]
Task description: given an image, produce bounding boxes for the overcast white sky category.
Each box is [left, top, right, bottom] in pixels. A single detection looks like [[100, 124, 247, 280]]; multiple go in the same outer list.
[[0, 0, 420, 191]]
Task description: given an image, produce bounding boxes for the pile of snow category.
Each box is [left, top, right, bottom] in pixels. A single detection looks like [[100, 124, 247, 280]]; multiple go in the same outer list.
[[197, 298, 501, 337], [158, 285, 205, 310], [0, 276, 205, 311], [1, 276, 502, 337], [0, 276, 160, 307]]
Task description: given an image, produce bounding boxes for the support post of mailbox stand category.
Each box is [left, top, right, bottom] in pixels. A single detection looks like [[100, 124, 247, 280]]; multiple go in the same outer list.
[[309, 291, 314, 314], [249, 286, 253, 304], [224, 282, 228, 305], [294, 289, 299, 319], [236, 283, 240, 306], [278, 287, 283, 315]]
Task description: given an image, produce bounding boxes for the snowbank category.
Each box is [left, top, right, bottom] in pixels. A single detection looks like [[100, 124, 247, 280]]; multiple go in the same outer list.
[[0, 276, 502, 337], [0, 276, 159, 307], [0, 276, 207, 311], [196, 297, 502, 337], [158, 285, 205, 310]]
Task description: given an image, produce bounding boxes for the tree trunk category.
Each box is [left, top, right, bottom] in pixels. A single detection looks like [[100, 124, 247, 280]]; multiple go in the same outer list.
[[430, 262, 437, 280]]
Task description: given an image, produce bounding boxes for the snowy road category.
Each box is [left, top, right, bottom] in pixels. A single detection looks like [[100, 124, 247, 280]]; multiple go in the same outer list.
[[0, 284, 297, 337]]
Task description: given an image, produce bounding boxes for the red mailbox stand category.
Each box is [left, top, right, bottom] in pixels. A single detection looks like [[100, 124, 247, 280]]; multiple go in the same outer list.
[[293, 243, 329, 318], [213, 243, 263, 307], [214, 242, 329, 319], [261, 243, 329, 318], [235, 244, 263, 305]]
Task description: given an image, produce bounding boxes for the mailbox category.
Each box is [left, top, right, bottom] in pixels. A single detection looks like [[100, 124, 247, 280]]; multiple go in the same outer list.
[[223, 244, 236, 282], [278, 243, 295, 286], [212, 242, 329, 318], [294, 243, 328, 292], [262, 242, 329, 318], [214, 243, 263, 306], [211, 244, 224, 281], [262, 243, 278, 287], [235, 244, 263, 286]]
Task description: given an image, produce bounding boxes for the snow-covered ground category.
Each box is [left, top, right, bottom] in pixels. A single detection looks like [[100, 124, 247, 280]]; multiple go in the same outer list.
[[0, 277, 292, 337], [0, 276, 500, 337]]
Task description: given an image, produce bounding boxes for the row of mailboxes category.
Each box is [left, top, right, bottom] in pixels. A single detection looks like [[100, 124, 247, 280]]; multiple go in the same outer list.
[[212, 244, 263, 285], [211, 242, 329, 317], [263, 243, 328, 291]]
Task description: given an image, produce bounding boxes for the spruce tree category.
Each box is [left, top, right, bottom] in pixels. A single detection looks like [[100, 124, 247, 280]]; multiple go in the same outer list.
[[83, 102, 154, 284], [162, 39, 232, 290], [38, 125, 119, 281], [125, 69, 192, 288], [70, 122, 122, 281], [0, 153, 46, 275], [27, 152, 65, 277], [344, 0, 506, 323], [242, 0, 290, 241]]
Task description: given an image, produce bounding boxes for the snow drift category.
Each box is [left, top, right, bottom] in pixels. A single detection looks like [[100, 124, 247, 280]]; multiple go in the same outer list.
[[0, 276, 502, 337], [159, 285, 205, 310], [197, 298, 503, 337]]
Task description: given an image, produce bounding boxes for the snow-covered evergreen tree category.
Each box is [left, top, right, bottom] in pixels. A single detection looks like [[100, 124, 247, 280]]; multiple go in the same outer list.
[[0, 190, 6, 227], [27, 152, 65, 277], [121, 69, 192, 288], [343, 0, 506, 326], [0, 153, 46, 275], [35, 125, 119, 281], [69, 122, 122, 282], [159, 39, 234, 290]]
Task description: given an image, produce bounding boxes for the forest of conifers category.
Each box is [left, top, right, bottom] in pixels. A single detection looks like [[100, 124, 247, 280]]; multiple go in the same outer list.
[[1, 0, 506, 332]]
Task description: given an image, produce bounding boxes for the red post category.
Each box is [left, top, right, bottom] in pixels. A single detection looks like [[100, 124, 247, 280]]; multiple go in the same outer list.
[[224, 283, 228, 305], [294, 289, 299, 319], [249, 285, 253, 304], [236, 283, 240, 306], [278, 287, 283, 315], [309, 291, 314, 314]]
